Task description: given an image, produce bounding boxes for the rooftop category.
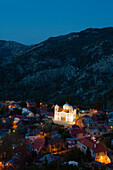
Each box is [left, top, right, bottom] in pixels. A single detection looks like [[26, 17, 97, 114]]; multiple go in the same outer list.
[[77, 137, 107, 153], [32, 137, 45, 150], [70, 129, 83, 137], [39, 154, 60, 163]]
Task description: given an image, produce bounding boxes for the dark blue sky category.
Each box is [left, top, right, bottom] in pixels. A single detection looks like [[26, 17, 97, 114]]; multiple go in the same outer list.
[[0, 0, 113, 45]]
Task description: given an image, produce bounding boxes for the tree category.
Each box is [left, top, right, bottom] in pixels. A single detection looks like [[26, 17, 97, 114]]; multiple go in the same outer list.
[[86, 147, 92, 162], [19, 102, 27, 108], [39, 148, 47, 156], [45, 136, 48, 147], [44, 156, 48, 168], [10, 108, 22, 115]]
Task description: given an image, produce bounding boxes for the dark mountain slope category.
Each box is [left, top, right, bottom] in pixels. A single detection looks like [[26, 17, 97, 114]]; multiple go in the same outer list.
[[0, 40, 30, 66], [0, 27, 113, 109]]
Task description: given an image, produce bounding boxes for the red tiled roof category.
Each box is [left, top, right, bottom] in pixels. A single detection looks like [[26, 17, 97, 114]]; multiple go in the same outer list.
[[15, 115, 24, 118], [19, 139, 31, 145], [70, 129, 83, 137], [47, 113, 54, 117], [77, 137, 107, 153], [32, 137, 45, 150]]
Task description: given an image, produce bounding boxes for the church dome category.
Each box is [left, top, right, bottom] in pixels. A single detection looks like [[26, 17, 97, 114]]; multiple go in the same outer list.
[[69, 106, 73, 110], [63, 103, 70, 110]]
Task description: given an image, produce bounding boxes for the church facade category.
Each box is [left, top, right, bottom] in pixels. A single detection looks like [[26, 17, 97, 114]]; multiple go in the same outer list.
[[54, 103, 77, 123]]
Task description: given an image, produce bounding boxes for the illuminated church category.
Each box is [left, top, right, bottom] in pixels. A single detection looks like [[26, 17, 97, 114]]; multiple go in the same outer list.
[[54, 103, 77, 124]]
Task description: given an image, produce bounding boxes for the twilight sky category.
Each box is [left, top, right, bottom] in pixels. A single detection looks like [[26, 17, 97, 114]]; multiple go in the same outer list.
[[0, 0, 113, 45]]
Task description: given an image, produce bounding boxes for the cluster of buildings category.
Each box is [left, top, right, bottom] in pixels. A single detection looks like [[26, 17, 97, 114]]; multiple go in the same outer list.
[[77, 137, 110, 164], [53, 103, 113, 165], [0, 101, 113, 169]]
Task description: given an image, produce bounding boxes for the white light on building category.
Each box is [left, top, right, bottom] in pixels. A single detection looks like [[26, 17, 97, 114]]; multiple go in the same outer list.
[[54, 103, 76, 123]]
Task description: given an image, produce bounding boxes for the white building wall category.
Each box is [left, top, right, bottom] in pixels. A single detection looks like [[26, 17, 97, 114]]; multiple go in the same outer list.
[[54, 104, 76, 123]]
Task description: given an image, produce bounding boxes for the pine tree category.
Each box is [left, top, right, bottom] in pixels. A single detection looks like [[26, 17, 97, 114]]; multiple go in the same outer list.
[[86, 147, 92, 162]]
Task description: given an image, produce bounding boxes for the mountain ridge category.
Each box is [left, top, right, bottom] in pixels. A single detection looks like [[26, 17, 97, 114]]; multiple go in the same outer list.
[[0, 27, 113, 109]]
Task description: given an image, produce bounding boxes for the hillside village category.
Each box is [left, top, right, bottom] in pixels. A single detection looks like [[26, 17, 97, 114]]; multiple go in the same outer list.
[[1, 0, 113, 168], [0, 100, 113, 169]]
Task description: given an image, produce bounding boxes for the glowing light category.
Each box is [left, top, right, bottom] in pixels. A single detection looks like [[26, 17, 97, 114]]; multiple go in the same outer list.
[[2, 119, 6, 123], [90, 109, 98, 113], [8, 105, 11, 109], [9, 129, 11, 133], [0, 162, 4, 168], [12, 124, 17, 130], [96, 155, 111, 164], [26, 102, 29, 107], [8, 105, 15, 109]]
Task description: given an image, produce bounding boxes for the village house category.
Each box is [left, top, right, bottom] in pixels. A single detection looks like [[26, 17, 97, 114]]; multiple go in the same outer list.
[[77, 137, 111, 164], [66, 138, 77, 148], [97, 121, 105, 127], [39, 154, 61, 164], [85, 117, 98, 129], [25, 128, 42, 141], [84, 117, 100, 136], [32, 137, 45, 154]]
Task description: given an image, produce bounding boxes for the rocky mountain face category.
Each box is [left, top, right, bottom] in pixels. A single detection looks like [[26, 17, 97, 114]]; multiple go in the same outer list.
[[0, 40, 30, 66], [0, 27, 113, 109]]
